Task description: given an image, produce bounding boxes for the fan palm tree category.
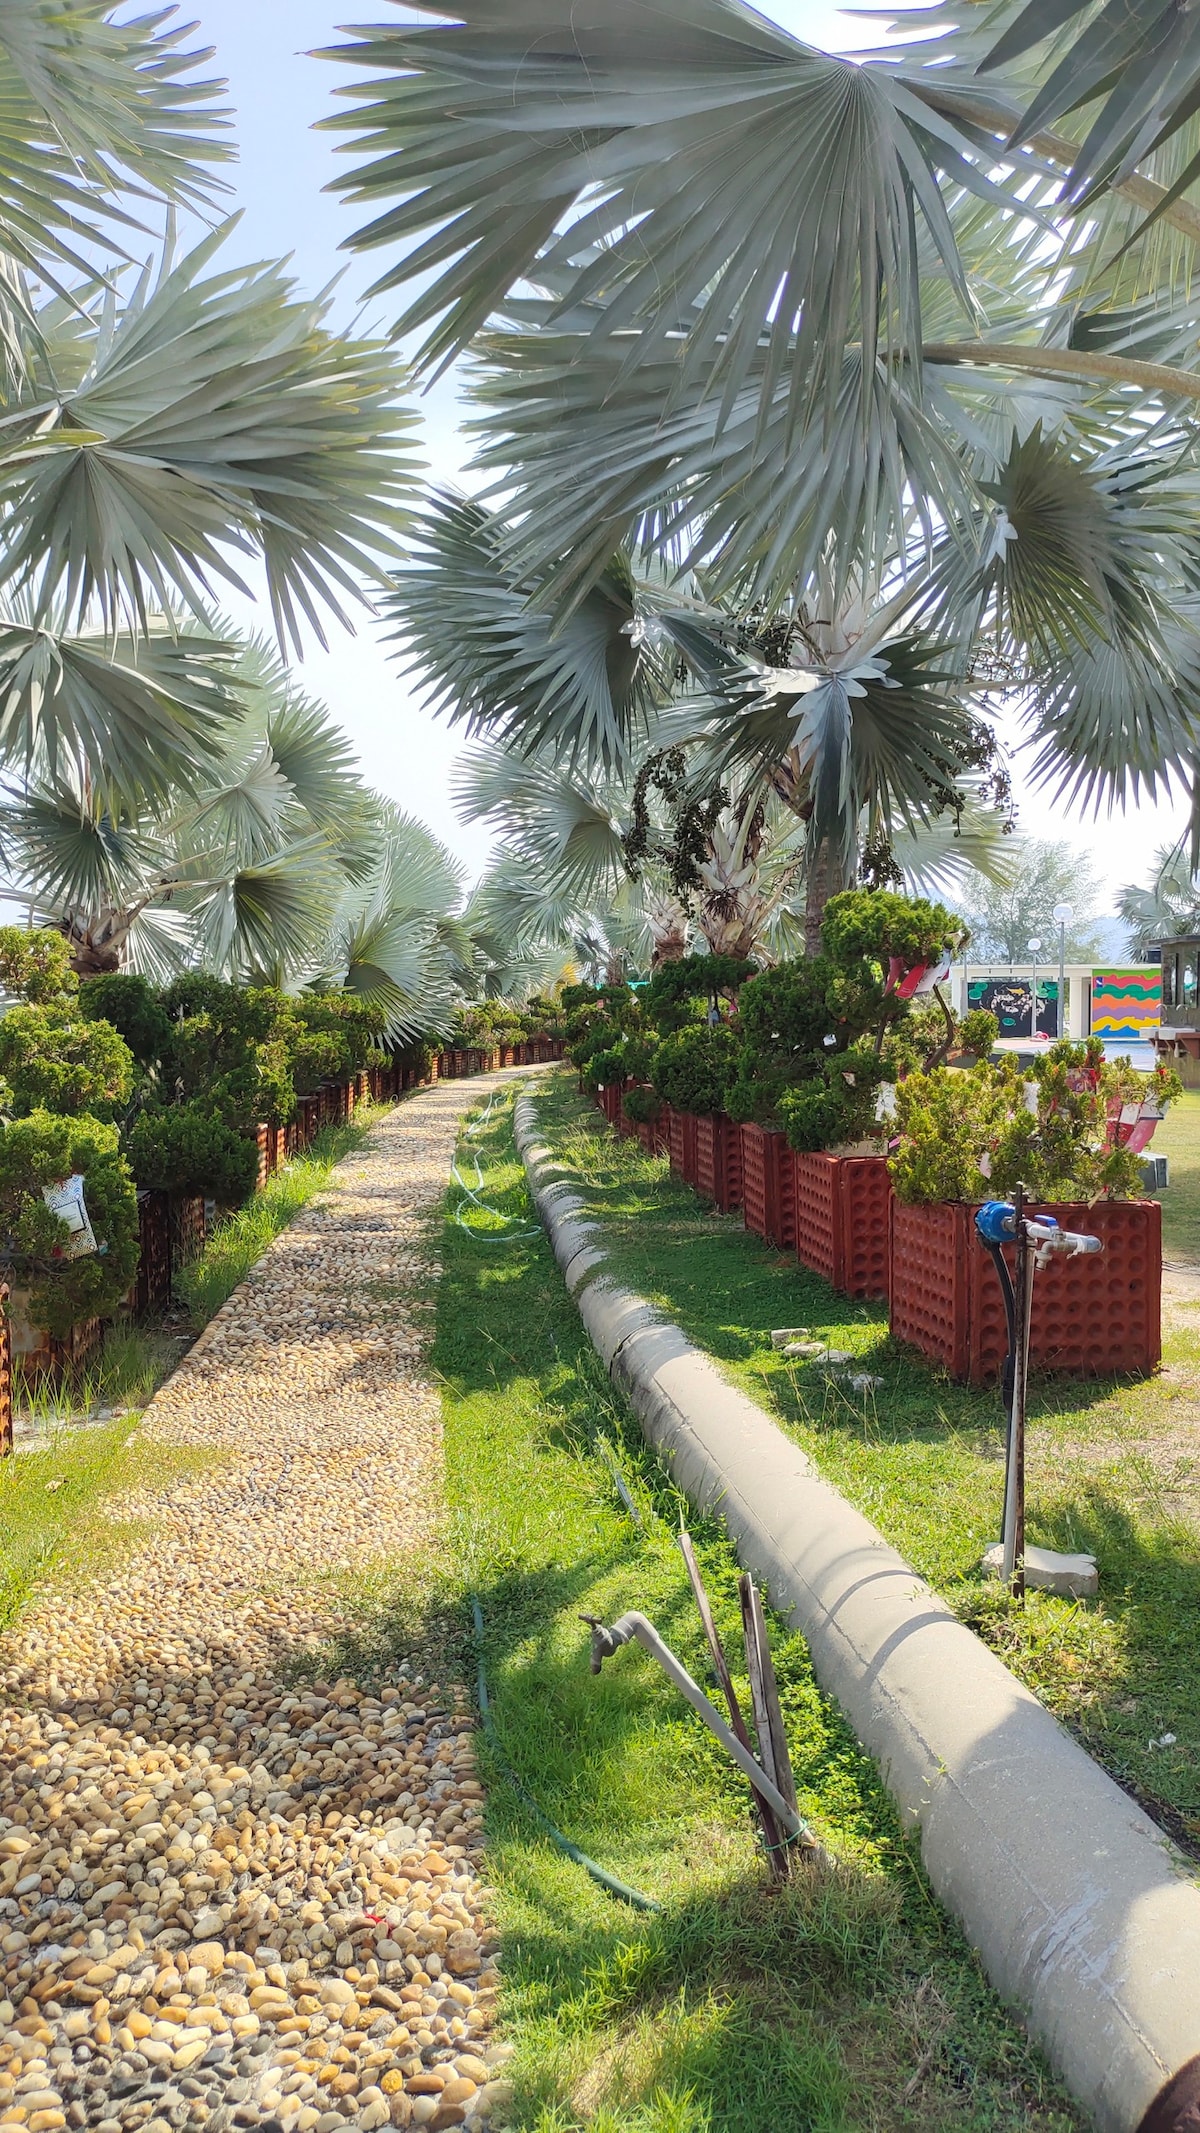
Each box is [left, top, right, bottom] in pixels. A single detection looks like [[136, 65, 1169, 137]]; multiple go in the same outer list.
[[0, 632, 467, 1026], [1118, 845, 1200, 958], [0, 7, 420, 810], [391, 489, 1013, 946], [325, 0, 1200, 884]]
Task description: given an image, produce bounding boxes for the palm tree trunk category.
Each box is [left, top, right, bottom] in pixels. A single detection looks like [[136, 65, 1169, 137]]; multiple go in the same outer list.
[[805, 840, 841, 958]]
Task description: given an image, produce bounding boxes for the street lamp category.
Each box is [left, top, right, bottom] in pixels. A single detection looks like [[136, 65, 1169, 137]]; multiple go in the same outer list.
[[1028, 937, 1042, 1038], [1053, 902, 1073, 1040]]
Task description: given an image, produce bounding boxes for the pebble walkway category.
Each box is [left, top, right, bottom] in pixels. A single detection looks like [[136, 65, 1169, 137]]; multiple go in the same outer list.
[[0, 1078, 528, 2133]]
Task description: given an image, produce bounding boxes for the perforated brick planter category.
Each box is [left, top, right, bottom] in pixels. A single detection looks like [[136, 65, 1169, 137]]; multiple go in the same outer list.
[[790, 1153, 892, 1300], [134, 1190, 172, 1317], [668, 1106, 699, 1185], [695, 1113, 743, 1212], [839, 1155, 893, 1301], [740, 1124, 797, 1249], [889, 1198, 1162, 1383], [636, 1111, 669, 1157]]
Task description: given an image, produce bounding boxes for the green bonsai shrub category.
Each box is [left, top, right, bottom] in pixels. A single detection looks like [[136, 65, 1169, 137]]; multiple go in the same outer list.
[[0, 1004, 134, 1121], [725, 893, 962, 1134], [889, 1042, 1176, 1205], [0, 1110, 139, 1338], [622, 1083, 662, 1125], [724, 959, 834, 1124], [125, 1102, 260, 1207], [959, 1008, 1000, 1060], [585, 1044, 629, 1090], [0, 928, 78, 1005], [779, 1038, 909, 1153], [643, 953, 755, 1035], [162, 977, 297, 1128], [78, 974, 173, 1073], [651, 1024, 740, 1114]]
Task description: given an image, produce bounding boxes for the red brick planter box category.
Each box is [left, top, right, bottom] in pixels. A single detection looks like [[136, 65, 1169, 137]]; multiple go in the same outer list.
[[667, 1106, 699, 1185], [636, 1113, 668, 1157], [694, 1114, 743, 1212], [740, 1124, 797, 1249], [792, 1152, 892, 1300], [599, 1082, 624, 1127], [889, 1198, 1162, 1383]]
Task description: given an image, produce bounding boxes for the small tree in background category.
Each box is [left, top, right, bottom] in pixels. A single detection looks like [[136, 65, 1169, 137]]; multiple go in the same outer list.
[[952, 839, 1104, 965]]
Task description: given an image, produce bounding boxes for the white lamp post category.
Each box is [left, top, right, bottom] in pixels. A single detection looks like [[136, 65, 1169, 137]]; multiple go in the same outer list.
[[1053, 902, 1073, 1040], [1028, 937, 1042, 1039]]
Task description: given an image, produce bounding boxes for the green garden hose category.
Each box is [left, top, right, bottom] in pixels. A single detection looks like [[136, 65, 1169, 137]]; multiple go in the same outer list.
[[469, 1597, 660, 1913]]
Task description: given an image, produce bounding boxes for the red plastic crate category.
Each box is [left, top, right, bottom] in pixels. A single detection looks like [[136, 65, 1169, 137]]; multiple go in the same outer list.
[[739, 1125, 796, 1248], [694, 1114, 743, 1211], [794, 1152, 839, 1284], [890, 1199, 1161, 1382], [668, 1107, 699, 1184], [839, 1155, 892, 1301]]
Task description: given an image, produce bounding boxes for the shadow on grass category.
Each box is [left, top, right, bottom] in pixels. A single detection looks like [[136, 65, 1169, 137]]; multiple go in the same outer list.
[[958, 1482, 1200, 1843]]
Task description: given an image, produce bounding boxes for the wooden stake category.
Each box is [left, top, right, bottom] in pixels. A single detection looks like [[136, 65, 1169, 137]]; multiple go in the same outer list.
[[679, 1531, 787, 1871]]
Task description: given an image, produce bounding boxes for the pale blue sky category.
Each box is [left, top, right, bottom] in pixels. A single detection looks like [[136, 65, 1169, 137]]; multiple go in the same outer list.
[[181, 0, 1180, 901]]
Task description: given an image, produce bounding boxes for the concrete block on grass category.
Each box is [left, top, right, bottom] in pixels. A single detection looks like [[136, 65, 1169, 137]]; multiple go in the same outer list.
[[982, 1542, 1099, 1598]]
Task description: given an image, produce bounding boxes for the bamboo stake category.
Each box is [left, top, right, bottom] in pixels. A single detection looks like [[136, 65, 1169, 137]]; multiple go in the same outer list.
[[739, 1572, 811, 1871], [679, 1530, 786, 1870]]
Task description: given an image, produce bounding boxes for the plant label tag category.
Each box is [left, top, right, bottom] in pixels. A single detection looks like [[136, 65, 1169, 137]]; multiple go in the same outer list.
[[43, 1174, 99, 1260]]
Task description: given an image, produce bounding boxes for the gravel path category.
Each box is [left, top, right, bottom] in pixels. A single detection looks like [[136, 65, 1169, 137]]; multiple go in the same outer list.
[[0, 1078, 527, 2133]]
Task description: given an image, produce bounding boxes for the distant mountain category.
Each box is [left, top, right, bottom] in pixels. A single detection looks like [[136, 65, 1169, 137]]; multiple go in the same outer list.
[[1092, 915, 1135, 964]]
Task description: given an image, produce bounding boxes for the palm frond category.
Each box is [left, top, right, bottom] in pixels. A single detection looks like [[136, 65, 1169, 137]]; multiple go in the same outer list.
[[0, 2, 231, 291], [192, 836, 340, 977], [890, 801, 1019, 896], [265, 691, 371, 839], [467, 320, 977, 614], [0, 609, 236, 809], [453, 743, 627, 902], [181, 742, 297, 867], [0, 779, 167, 910], [388, 489, 658, 768], [0, 225, 422, 651], [320, 0, 1016, 432]]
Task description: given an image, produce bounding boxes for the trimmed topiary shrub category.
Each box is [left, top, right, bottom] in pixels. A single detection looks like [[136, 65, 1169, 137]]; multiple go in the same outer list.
[[651, 1024, 740, 1115], [0, 1110, 139, 1338], [724, 959, 834, 1125], [643, 953, 755, 1035], [125, 1102, 260, 1207], [0, 1004, 134, 1120], [79, 974, 173, 1073], [0, 927, 78, 1005]]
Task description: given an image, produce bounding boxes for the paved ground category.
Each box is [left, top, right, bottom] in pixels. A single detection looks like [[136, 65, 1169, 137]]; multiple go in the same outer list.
[[0, 1078, 528, 2133]]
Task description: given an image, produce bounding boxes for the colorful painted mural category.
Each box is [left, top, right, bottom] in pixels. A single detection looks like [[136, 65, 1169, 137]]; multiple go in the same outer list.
[[968, 978, 1058, 1038], [1091, 968, 1162, 1039]]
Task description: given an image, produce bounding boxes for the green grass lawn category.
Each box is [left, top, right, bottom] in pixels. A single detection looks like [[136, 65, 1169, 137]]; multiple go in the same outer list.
[[409, 1090, 1080, 2133], [1150, 1088, 1200, 1262], [530, 1076, 1200, 1856]]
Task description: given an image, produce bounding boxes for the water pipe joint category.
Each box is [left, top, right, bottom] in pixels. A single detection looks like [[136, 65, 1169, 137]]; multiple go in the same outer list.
[[976, 1200, 1018, 1245]]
